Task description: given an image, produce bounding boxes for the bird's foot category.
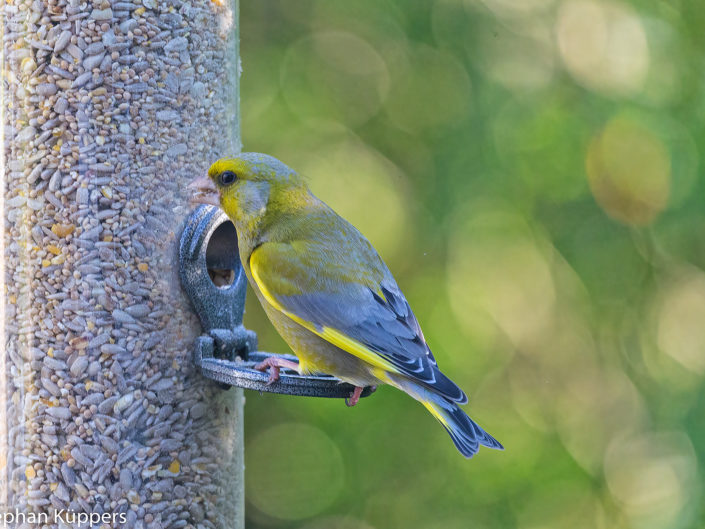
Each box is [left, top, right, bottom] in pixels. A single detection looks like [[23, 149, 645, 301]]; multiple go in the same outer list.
[[254, 356, 300, 385], [345, 386, 364, 407]]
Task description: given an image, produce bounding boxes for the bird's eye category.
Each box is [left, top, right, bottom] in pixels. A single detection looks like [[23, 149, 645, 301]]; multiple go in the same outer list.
[[219, 171, 237, 186]]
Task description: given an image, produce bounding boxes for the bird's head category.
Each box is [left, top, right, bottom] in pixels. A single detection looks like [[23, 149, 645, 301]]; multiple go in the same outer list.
[[190, 152, 304, 226]]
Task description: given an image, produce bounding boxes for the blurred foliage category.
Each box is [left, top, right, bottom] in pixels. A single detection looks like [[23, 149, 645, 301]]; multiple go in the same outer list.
[[237, 1, 705, 527]]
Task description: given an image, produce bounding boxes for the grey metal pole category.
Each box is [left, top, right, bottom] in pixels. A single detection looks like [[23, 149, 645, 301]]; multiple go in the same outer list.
[[1, 0, 243, 526]]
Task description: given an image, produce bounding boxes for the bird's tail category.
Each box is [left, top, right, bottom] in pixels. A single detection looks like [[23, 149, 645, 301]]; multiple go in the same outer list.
[[389, 374, 503, 458]]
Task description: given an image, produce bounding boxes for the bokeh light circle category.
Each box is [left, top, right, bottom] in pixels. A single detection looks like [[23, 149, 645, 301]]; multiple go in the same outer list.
[[473, 17, 555, 92], [555, 368, 648, 474], [656, 270, 705, 375], [586, 114, 671, 226], [280, 31, 390, 128], [447, 203, 556, 346], [557, 0, 649, 97], [604, 432, 698, 528], [246, 423, 345, 520]]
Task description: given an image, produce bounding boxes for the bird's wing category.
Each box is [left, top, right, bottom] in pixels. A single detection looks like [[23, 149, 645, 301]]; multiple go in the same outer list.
[[249, 237, 467, 404]]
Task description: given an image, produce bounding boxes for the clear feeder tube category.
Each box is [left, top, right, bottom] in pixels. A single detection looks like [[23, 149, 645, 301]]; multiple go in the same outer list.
[[1, 0, 242, 527]]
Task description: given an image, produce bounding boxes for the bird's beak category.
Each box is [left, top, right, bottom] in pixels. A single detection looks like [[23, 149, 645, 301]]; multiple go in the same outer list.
[[189, 174, 220, 207]]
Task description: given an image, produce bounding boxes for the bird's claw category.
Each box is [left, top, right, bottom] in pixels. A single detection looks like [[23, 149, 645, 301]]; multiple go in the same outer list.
[[345, 386, 364, 407], [254, 356, 300, 385]]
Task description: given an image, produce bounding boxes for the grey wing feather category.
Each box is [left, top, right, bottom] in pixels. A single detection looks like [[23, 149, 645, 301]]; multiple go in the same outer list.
[[280, 279, 468, 404]]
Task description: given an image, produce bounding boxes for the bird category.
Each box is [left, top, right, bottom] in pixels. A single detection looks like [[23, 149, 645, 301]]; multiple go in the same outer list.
[[190, 152, 503, 458]]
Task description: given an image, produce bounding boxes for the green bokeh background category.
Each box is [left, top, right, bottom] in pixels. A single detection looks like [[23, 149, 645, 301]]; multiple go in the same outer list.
[[238, 1, 705, 528]]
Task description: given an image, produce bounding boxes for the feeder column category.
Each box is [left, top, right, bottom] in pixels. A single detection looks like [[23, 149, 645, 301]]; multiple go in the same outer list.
[[1, 0, 242, 527]]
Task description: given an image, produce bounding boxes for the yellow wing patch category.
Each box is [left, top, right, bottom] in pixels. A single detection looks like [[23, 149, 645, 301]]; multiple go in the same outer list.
[[250, 249, 401, 375], [422, 401, 450, 428], [317, 326, 400, 373]]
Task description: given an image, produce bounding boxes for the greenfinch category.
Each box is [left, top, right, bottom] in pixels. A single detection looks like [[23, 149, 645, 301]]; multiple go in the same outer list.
[[191, 152, 502, 458]]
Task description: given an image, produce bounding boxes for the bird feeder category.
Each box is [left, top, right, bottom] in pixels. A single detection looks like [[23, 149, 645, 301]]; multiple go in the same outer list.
[[1, 0, 243, 527]]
